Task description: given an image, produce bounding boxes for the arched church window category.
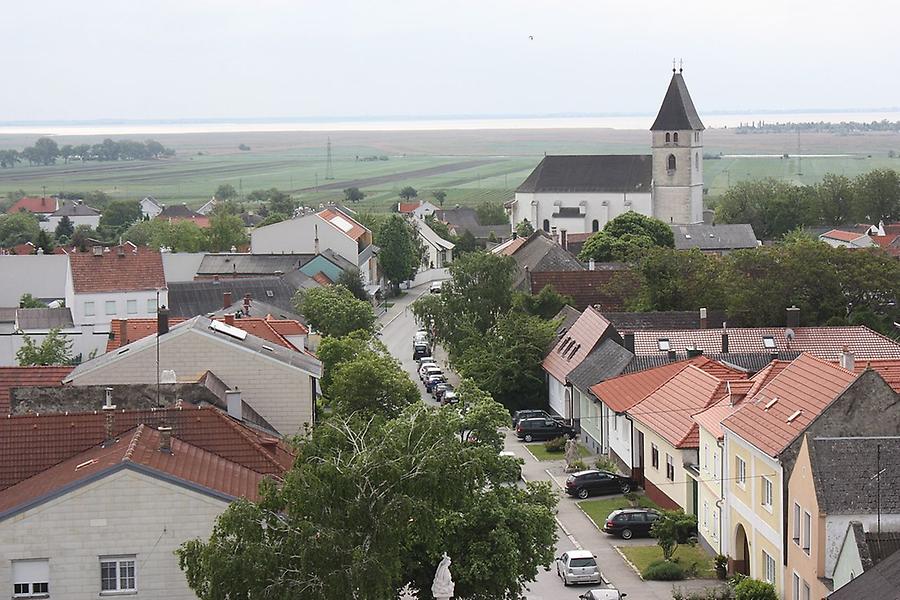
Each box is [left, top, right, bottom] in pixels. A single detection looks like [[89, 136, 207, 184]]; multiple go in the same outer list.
[[695, 152, 699, 170], [665, 133, 671, 143], [667, 154, 676, 171], [592, 219, 599, 232], [542, 219, 550, 232], [673, 132, 679, 144]]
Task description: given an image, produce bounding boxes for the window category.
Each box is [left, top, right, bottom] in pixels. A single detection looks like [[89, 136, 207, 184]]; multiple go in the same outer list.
[[651, 444, 659, 469], [703, 501, 709, 528], [711, 509, 719, 539], [792, 573, 800, 600], [802, 511, 811, 555], [12, 559, 48, 598], [667, 154, 676, 171], [666, 454, 674, 481], [704, 444, 709, 472], [695, 131, 700, 143], [100, 556, 136, 593], [147, 299, 157, 313], [763, 550, 776, 584], [665, 132, 671, 143], [657, 338, 670, 351], [612, 413, 618, 431], [673, 132, 679, 143], [763, 336, 776, 349], [542, 219, 550, 232], [84, 301, 95, 316], [104, 300, 117, 316], [126, 299, 137, 315], [762, 477, 773, 509], [713, 450, 719, 480], [592, 219, 599, 232], [793, 503, 801, 544], [802, 581, 810, 600], [736, 456, 746, 487]]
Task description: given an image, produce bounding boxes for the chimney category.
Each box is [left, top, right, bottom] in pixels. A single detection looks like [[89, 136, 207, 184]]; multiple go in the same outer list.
[[786, 305, 800, 328], [623, 332, 635, 353], [224, 313, 235, 326], [92, 245, 103, 256], [157, 306, 169, 335], [117, 245, 125, 257], [699, 307, 708, 329], [588, 259, 596, 271], [667, 349, 677, 361], [524, 266, 532, 293], [314, 224, 320, 255], [686, 345, 703, 358], [102, 389, 117, 446], [158, 426, 172, 453], [226, 389, 242, 420], [243, 294, 251, 314], [213, 274, 220, 284], [560, 229, 568, 250], [721, 332, 729, 354], [839, 346, 855, 371], [223, 291, 232, 309]]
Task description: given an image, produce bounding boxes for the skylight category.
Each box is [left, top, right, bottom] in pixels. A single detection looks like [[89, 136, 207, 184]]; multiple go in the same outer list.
[[658, 339, 671, 351], [763, 336, 776, 349], [330, 215, 354, 233], [209, 319, 248, 340]]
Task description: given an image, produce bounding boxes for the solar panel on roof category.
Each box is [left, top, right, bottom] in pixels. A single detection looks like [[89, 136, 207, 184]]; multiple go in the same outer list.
[[209, 320, 248, 340], [330, 215, 354, 233]]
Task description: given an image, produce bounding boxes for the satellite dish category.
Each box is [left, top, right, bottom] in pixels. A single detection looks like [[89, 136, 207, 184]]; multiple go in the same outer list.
[[785, 328, 796, 340]]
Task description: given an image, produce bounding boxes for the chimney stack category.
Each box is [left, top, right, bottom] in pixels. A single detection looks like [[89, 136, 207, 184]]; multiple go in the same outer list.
[[786, 305, 800, 328], [623, 332, 635, 353], [721, 332, 729, 354], [667, 349, 677, 361], [158, 426, 172, 453], [314, 224, 320, 255], [699, 307, 708, 329], [224, 314, 235, 326], [102, 388, 117, 446], [223, 291, 232, 309], [686, 345, 703, 358], [226, 389, 242, 420], [213, 274, 220, 284], [157, 306, 169, 336], [243, 294, 251, 314], [839, 346, 855, 371], [589, 259, 596, 271]]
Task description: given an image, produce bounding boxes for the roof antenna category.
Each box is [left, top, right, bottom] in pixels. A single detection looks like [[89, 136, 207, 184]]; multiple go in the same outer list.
[[679, 58, 684, 73], [672, 58, 676, 73]]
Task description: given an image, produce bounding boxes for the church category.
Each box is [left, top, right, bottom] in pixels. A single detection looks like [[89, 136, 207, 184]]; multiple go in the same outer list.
[[507, 68, 705, 237]]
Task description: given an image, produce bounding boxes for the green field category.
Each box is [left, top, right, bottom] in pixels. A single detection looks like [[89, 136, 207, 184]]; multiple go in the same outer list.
[[1, 127, 898, 212]]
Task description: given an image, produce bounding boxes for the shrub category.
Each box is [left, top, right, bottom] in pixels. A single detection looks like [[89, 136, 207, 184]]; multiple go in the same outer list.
[[650, 510, 698, 560], [714, 554, 728, 579], [544, 436, 566, 452], [733, 578, 777, 600], [594, 455, 620, 472], [673, 587, 733, 600], [569, 459, 588, 471], [642, 559, 685, 581]]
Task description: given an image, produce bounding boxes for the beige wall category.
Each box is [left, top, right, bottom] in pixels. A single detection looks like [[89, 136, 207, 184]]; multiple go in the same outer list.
[[71, 328, 315, 435], [787, 436, 829, 600], [698, 427, 724, 554], [634, 421, 692, 511], [0, 468, 226, 600]]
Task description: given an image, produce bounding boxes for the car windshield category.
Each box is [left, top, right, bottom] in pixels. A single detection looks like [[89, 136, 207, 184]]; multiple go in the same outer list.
[[569, 557, 596, 568]]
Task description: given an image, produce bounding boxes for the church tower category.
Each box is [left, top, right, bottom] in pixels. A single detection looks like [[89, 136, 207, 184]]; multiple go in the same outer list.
[[650, 66, 704, 224]]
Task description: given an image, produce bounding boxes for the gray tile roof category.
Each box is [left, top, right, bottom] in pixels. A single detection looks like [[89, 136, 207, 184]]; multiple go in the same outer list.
[[510, 231, 584, 289], [829, 543, 900, 600], [210, 299, 306, 324], [52, 201, 100, 217], [433, 207, 511, 241], [516, 155, 652, 194], [197, 253, 313, 276], [604, 310, 728, 330], [15, 308, 74, 330], [866, 530, 900, 567], [319, 248, 357, 273], [623, 350, 801, 375], [357, 244, 379, 267], [650, 72, 705, 131], [167, 276, 309, 318], [809, 436, 900, 514], [553, 306, 583, 337], [567, 339, 635, 391], [671, 223, 759, 251]]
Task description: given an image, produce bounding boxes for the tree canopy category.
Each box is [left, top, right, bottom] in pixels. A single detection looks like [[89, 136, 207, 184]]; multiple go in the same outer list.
[[16, 329, 73, 366], [377, 215, 422, 293], [343, 187, 365, 203], [579, 212, 674, 262], [206, 213, 248, 252], [0, 212, 41, 247], [398, 186, 418, 201], [99, 201, 143, 236], [294, 285, 376, 338]]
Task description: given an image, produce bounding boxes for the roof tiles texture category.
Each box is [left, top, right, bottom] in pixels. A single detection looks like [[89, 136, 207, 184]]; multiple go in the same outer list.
[[808, 436, 900, 515], [650, 72, 705, 131], [7, 196, 58, 214], [530, 270, 636, 311], [106, 316, 304, 352], [0, 366, 74, 415], [69, 246, 166, 294], [516, 155, 653, 194], [318, 208, 367, 241], [543, 307, 612, 383]]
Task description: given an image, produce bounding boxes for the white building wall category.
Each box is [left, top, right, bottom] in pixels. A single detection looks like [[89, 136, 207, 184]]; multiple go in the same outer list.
[[824, 513, 900, 578], [40, 214, 101, 233], [609, 412, 633, 470], [251, 214, 358, 263], [0, 468, 228, 600], [0, 255, 68, 306], [510, 191, 652, 236], [0, 327, 108, 367], [69, 290, 168, 334], [548, 376, 566, 418], [832, 531, 866, 591]]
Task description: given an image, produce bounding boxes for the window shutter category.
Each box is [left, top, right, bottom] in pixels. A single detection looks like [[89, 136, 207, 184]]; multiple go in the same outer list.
[[12, 559, 49, 583]]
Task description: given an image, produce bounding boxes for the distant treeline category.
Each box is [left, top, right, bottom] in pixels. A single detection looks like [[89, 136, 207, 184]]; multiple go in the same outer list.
[[0, 137, 175, 168], [734, 119, 900, 134]]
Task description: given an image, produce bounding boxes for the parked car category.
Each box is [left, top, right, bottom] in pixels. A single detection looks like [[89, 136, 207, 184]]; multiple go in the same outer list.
[[601, 508, 661, 540], [578, 589, 627, 600], [420, 365, 443, 381], [440, 390, 458, 405], [413, 344, 431, 360], [564, 470, 636, 499], [429, 281, 442, 293], [425, 373, 446, 392], [512, 409, 559, 428], [433, 382, 454, 400], [417, 355, 437, 368], [555, 550, 602, 586], [515, 418, 576, 442]]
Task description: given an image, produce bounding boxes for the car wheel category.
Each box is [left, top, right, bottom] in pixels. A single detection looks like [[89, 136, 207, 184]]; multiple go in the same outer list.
[[577, 488, 589, 499], [620, 482, 632, 494], [620, 528, 633, 540], [562, 572, 569, 586], [524, 434, 533, 442]]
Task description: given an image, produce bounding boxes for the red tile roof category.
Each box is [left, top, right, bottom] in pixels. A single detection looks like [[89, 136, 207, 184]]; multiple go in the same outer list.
[[0, 366, 74, 415], [722, 353, 858, 457], [6, 196, 58, 214], [822, 229, 867, 243], [69, 245, 166, 294], [632, 326, 900, 360], [318, 208, 367, 241], [530, 269, 637, 311], [0, 405, 292, 492], [543, 307, 612, 383], [493, 237, 527, 256], [592, 358, 698, 414], [106, 316, 303, 352], [398, 202, 420, 213], [312, 272, 333, 286], [852, 359, 900, 393]]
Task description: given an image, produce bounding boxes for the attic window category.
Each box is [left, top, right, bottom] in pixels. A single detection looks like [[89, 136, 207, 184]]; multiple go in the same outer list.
[[658, 339, 671, 351], [787, 410, 802, 423], [117, 347, 130, 355], [266, 290, 274, 298], [558, 337, 572, 353], [764, 397, 778, 410], [262, 344, 274, 352], [567, 344, 581, 360], [762, 336, 776, 349]]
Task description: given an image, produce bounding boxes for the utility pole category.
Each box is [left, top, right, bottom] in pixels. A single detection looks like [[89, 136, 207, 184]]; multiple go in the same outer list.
[[239, 178, 243, 202], [325, 137, 334, 180], [155, 289, 161, 409], [877, 444, 883, 533]]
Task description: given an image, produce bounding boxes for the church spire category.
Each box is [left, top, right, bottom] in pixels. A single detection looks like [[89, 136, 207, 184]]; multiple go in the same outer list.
[[650, 68, 704, 131]]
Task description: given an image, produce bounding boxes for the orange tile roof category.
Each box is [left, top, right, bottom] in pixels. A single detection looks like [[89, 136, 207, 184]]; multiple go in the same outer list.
[[398, 202, 420, 213], [267, 319, 307, 337], [722, 353, 858, 457], [106, 316, 303, 352], [0, 366, 74, 415], [318, 208, 367, 241], [312, 272, 333, 286], [6, 196, 58, 214], [69, 245, 166, 294], [852, 359, 900, 393], [543, 306, 612, 383], [0, 405, 292, 492], [494, 237, 527, 256], [822, 229, 868, 243]]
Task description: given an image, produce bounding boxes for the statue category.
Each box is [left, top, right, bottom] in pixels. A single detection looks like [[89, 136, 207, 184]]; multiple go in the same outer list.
[[565, 438, 579, 470], [431, 552, 455, 599]]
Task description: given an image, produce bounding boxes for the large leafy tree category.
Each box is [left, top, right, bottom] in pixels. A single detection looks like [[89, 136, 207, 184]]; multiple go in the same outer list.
[[343, 187, 366, 204], [814, 174, 854, 226], [398, 186, 418, 201], [475, 201, 507, 226], [99, 200, 142, 236], [603, 211, 674, 247], [178, 397, 556, 600], [206, 212, 248, 252], [0, 212, 41, 247], [328, 350, 419, 419], [715, 178, 815, 239], [316, 331, 377, 392], [853, 168, 900, 222], [378, 215, 421, 293], [214, 183, 238, 201], [513, 284, 573, 320], [294, 285, 376, 338], [336, 268, 369, 301], [579, 212, 673, 262], [631, 247, 726, 312], [17, 329, 73, 366]]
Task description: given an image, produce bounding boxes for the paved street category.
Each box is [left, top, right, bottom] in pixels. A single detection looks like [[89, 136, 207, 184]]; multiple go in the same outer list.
[[378, 279, 722, 600]]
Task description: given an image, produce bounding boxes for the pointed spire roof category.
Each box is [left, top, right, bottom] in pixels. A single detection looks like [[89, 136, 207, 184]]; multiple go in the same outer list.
[[650, 71, 705, 131]]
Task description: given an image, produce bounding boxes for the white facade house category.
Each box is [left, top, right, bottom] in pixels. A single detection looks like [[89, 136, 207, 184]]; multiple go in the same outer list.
[[0, 307, 107, 366], [251, 208, 372, 267], [39, 201, 101, 233], [140, 196, 163, 219], [414, 219, 454, 269], [507, 70, 705, 235], [0, 255, 68, 306]]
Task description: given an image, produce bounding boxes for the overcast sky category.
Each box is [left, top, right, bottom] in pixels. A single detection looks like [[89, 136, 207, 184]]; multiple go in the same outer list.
[[2, 0, 896, 122]]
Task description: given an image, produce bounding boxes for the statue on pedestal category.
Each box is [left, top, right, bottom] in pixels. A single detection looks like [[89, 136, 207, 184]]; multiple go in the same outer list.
[[431, 552, 455, 599], [565, 438, 579, 471]]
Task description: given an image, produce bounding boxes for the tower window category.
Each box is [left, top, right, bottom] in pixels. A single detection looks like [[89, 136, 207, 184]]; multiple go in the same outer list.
[[592, 219, 599, 232], [673, 132, 679, 144], [695, 152, 699, 170], [665, 132, 671, 143], [667, 154, 676, 171], [542, 219, 550, 232], [695, 131, 700, 143]]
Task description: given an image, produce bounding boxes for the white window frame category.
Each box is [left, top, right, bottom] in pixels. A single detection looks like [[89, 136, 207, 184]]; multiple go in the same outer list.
[[147, 299, 157, 313], [762, 476, 773, 511], [802, 581, 810, 600], [704, 443, 709, 472], [736, 456, 746, 488], [100, 555, 137, 593], [802, 511, 812, 555], [793, 502, 801, 545], [12, 558, 49, 598], [104, 300, 117, 316], [792, 572, 800, 600], [763, 550, 776, 584], [666, 453, 675, 481], [126, 299, 137, 315], [651, 443, 659, 469], [711, 509, 719, 540], [713, 448, 719, 480], [84, 301, 95, 317], [703, 501, 709, 529]]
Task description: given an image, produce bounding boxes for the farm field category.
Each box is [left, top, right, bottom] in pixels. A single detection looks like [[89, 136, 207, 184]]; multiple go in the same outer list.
[[0, 127, 898, 213]]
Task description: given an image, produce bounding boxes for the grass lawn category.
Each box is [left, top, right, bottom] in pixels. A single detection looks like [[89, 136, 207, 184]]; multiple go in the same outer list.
[[618, 544, 716, 580], [525, 442, 591, 462], [578, 495, 660, 528]]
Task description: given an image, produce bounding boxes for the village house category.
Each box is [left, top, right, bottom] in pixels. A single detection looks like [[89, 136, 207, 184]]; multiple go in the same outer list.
[[39, 200, 102, 233], [414, 218, 454, 269], [818, 229, 876, 249], [140, 196, 163, 219], [155, 203, 210, 228], [5, 195, 59, 217], [397, 198, 439, 219], [433, 206, 511, 243], [671, 223, 759, 254], [0, 306, 108, 366], [830, 521, 900, 597]]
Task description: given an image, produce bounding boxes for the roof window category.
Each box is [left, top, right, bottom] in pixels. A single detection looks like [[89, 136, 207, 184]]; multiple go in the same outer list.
[[262, 344, 274, 352], [762, 336, 776, 349], [658, 339, 671, 351], [764, 397, 778, 410], [787, 410, 802, 423], [209, 319, 248, 341]]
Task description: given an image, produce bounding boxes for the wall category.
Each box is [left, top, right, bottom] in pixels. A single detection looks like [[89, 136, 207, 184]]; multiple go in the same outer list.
[[68, 328, 315, 435], [0, 327, 107, 367], [0, 468, 227, 600], [251, 214, 358, 263], [548, 376, 566, 419], [69, 290, 168, 334], [608, 412, 633, 471], [633, 421, 689, 510], [510, 191, 653, 236], [578, 388, 605, 454], [697, 426, 724, 555], [0, 255, 68, 305], [832, 531, 866, 592], [787, 436, 828, 600], [40, 214, 100, 233], [651, 129, 703, 225]]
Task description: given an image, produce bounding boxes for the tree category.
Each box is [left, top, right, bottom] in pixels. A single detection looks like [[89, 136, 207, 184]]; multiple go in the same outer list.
[[206, 213, 248, 252], [455, 229, 479, 254], [59, 145, 74, 164], [378, 215, 421, 294], [579, 231, 656, 262], [316, 331, 376, 392], [853, 168, 900, 222], [733, 578, 778, 600], [715, 178, 815, 239], [266, 189, 295, 216], [328, 350, 420, 419], [16, 329, 73, 366], [336, 268, 369, 301], [814, 174, 854, 226], [0, 150, 21, 168], [475, 201, 507, 225], [632, 248, 725, 312], [0, 212, 41, 247], [515, 219, 534, 237], [99, 201, 142, 235], [432, 190, 447, 207], [214, 184, 238, 201], [603, 212, 675, 247], [398, 186, 418, 201], [178, 402, 557, 600], [294, 285, 376, 338], [35, 229, 55, 254], [19, 293, 46, 308], [649, 511, 697, 561], [34, 137, 60, 165], [71, 224, 97, 251], [256, 213, 288, 227], [513, 284, 573, 320], [343, 187, 366, 204], [55, 215, 74, 240]]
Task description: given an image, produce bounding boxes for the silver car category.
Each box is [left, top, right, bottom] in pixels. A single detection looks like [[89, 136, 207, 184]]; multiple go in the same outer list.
[[556, 550, 602, 586], [579, 589, 627, 600]]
